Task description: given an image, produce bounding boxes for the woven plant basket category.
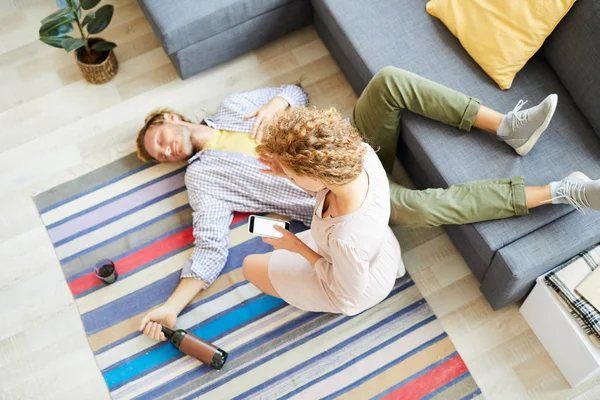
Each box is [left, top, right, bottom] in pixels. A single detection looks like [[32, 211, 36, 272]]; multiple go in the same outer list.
[[76, 39, 118, 84]]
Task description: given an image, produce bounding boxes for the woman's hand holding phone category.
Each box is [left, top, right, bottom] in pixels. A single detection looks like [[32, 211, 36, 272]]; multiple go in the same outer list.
[[262, 226, 304, 253], [264, 226, 323, 266]]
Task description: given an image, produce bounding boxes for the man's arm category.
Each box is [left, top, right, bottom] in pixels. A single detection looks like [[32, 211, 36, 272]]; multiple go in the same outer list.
[[161, 278, 207, 318], [272, 84, 309, 108], [140, 194, 233, 341]]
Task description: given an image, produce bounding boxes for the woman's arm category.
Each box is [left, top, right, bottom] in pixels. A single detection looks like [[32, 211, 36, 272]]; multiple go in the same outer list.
[[263, 229, 370, 299], [297, 243, 323, 266], [263, 226, 321, 264]]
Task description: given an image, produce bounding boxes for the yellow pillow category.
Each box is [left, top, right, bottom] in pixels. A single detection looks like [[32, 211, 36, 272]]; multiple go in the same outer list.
[[426, 0, 576, 90]]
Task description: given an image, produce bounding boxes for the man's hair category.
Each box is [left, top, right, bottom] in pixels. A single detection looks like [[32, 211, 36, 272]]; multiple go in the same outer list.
[[256, 107, 367, 186], [136, 108, 193, 162]]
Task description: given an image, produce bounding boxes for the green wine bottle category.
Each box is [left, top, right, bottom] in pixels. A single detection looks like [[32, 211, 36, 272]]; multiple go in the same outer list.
[[161, 326, 228, 370]]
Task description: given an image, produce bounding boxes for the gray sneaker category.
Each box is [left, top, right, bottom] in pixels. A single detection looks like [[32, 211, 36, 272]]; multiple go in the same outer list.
[[498, 94, 558, 156], [548, 171, 600, 214]]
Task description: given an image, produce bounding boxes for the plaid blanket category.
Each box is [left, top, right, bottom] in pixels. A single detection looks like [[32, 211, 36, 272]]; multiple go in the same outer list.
[[545, 245, 600, 347]]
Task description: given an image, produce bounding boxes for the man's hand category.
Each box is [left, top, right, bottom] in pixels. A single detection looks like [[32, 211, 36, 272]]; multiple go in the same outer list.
[[138, 278, 206, 341], [243, 96, 289, 142], [258, 155, 287, 178], [139, 305, 177, 341]]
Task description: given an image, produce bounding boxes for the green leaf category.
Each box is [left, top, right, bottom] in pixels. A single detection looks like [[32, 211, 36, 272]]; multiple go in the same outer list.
[[86, 4, 113, 34], [40, 35, 68, 49], [81, 0, 101, 10], [57, 0, 81, 18], [56, 21, 74, 36], [40, 7, 73, 25], [91, 41, 116, 52], [61, 37, 87, 52], [81, 11, 95, 27], [39, 16, 73, 37]]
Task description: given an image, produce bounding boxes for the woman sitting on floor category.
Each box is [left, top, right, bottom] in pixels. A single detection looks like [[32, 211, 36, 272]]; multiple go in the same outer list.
[[243, 107, 404, 316]]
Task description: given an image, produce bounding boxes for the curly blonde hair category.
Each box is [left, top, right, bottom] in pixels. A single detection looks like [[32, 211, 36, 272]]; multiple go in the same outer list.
[[256, 107, 367, 186], [136, 108, 193, 162]]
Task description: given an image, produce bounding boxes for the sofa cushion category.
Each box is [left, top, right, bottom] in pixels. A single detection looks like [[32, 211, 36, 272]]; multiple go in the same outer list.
[[138, 0, 300, 54], [168, 0, 313, 79], [425, 0, 576, 90], [542, 0, 600, 137], [313, 0, 600, 274]]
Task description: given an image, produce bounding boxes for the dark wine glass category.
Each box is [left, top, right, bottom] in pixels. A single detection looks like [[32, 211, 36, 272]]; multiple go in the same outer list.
[[94, 259, 118, 284]]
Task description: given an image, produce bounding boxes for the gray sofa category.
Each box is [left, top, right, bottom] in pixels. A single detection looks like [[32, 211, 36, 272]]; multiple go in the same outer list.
[[139, 0, 600, 310], [137, 0, 313, 79]]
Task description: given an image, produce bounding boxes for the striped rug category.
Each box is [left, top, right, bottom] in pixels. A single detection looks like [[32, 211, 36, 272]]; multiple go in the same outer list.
[[34, 153, 482, 400]]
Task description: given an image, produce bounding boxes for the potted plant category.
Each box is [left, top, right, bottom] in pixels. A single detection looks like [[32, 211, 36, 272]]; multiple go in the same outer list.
[[39, 0, 118, 84]]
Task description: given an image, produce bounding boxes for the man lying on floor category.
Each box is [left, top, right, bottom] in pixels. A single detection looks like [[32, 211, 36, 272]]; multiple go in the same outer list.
[[136, 84, 315, 341]]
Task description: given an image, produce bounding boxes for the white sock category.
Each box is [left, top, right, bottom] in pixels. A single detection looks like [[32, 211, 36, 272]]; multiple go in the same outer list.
[[496, 114, 511, 137]]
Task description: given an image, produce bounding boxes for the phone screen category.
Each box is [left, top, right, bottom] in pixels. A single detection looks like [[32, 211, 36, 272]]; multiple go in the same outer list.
[[249, 216, 289, 238]]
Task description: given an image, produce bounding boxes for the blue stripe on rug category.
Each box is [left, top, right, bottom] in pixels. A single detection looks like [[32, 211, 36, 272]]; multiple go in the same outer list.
[[46, 168, 185, 230], [109, 300, 290, 392], [93, 280, 251, 356], [235, 298, 430, 400], [40, 162, 158, 215], [180, 282, 415, 400], [278, 311, 436, 400], [81, 232, 291, 334], [110, 300, 290, 392], [135, 310, 325, 400], [104, 294, 285, 389], [462, 388, 483, 399], [59, 204, 191, 265], [81, 271, 181, 335], [53, 186, 187, 247]]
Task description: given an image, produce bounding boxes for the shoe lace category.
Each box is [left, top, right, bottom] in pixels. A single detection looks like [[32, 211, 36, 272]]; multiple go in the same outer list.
[[543, 179, 591, 214], [510, 99, 530, 130]]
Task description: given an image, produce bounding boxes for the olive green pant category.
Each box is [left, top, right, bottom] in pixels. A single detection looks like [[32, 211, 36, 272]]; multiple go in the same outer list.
[[352, 67, 529, 228]]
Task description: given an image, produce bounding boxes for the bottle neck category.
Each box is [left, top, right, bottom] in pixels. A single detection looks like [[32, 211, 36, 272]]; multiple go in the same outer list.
[[161, 326, 174, 338], [162, 325, 186, 348]]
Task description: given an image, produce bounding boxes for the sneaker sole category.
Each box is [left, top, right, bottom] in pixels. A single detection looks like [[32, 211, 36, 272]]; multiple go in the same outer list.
[[514, 94, 558, 156]]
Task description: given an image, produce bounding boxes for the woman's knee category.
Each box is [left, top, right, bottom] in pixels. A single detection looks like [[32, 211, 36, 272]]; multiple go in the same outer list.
[[242, 254, 270, 281], [242, 255, 258, 280]]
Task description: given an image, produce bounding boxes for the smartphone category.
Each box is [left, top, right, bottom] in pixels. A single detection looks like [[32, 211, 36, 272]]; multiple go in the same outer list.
[[248, 215, 290, 238]]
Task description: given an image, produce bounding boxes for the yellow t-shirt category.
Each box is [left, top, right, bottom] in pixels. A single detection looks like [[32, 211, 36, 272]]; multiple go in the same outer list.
[[202, 129, 257, 157]]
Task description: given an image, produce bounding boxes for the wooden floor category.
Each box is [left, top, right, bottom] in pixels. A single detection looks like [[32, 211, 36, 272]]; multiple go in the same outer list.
[[1, 0, 599, 398]]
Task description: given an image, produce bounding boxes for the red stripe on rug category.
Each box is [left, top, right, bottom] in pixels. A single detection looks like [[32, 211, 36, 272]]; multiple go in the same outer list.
[[231, 212, 251, 225], [69, 212, 251, 296], [69, 228, 193, 295], [382, 354, 468, 400]]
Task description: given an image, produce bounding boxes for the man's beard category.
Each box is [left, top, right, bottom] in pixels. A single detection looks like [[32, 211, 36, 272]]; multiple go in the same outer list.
[[181, 131, 194, 157]]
